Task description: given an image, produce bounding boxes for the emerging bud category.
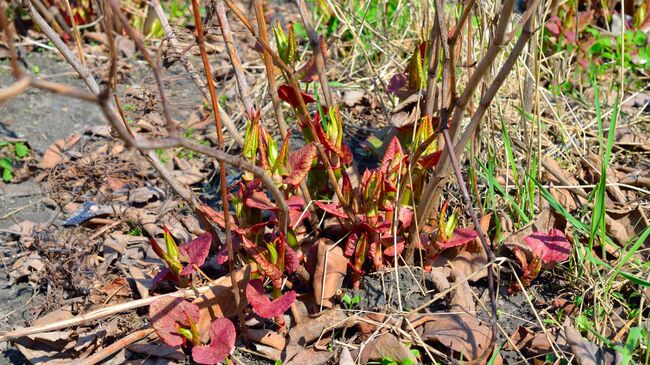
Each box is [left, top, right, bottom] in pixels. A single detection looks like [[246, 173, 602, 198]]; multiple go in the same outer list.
[[407, 41, 427, 90], [274, 21, 298, 66]]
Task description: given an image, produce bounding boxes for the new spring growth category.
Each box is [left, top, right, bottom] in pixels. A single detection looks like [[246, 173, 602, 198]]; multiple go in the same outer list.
[[273, 21, 298, 66]]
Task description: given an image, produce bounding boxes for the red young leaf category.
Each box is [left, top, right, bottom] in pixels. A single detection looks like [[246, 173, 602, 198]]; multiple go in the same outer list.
[[151, 268, 176, 286], [383, 239, 405, 257], [149, 297, 200, 347], [241, 236, 283, 280], [179, 232, 212, 276], [398, 207, 414, 229], [278, 84, 316, 108], [523, 228, 570, 264], [246, 279, 297, 319], [313, 201, 347, 218], [379, 136, 405, 175], [418, 150, 443, 168], [286, 143, 317, 186], [216, 236, 242, 265], [197, 204, 243, 234], [436, 228, 478, 249], [387, 73, 408, 94], [246, 191, 277, 211], [344, 231, 359, 257], [546, 16, 562, 35], [286, 195, 310, 228], [284, 245, 300, 274], [191, 317, 236, 364], [314, 118, 353, 165]]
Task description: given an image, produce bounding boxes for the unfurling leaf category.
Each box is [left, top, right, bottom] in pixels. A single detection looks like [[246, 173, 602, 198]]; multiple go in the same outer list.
[[273, 21, 298, 66], [246, 191, 277, 211], [242, 236, 283, 280], [246, 279, 297, 319], [191, 317, 237, 364], [314, 114, 353, 165], [278, 84, 317, 108], [313, 200, 347, 218], [286, 143, 317, 186], [523, 228, 571, 264], [243, 111, 261, 162], [406, 42, 427, 90], [436, 228, 478, 249], [149, 297, 201, 347], [179, 232, 212, 276]]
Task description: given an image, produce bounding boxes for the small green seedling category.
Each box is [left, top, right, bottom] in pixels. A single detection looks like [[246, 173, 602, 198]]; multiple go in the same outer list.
[[341, 293, 361, 309], [0, 141, 31, 182]]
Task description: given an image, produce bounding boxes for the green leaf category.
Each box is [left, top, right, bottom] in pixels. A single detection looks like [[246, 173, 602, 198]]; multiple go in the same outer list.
[[14, 142, 29, 158], [341, 293, 351, 306], [620, 327, 644, 365], [2, 167, 13, 182], [266, 242, 278, 264]]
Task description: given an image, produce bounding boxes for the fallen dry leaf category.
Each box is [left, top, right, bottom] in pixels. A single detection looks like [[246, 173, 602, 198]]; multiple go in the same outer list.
[[564, 323, 621, 365], [417, 310, 493, 361], [310, 238, 348, 308], [285, 347, 334, 365], [193, 266, 249, 338], [284, 308, 348, 362], [38, 133, 81, 169], [248, 328, 287, 351], [339, 347, 355, 365], [360, 333, 416, 364], [430, 214, 491, 281]]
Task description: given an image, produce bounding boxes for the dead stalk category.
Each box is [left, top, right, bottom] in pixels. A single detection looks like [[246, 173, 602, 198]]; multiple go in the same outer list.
[[212, 0, 255, 114], [296, 0, 334, 107], [190, 0, 248, 339], [79, 328, 154, 365], [415, 0, 519, 232], [0, 287, 210, 342], [433, 0, 497, 340], [252, 0, 288, 136], [150, 0, 244, 147]]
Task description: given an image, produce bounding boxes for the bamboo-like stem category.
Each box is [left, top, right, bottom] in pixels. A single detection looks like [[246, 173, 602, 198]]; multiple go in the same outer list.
[[213, 0, 255, 114], [252, 0, 288, 136], [150, 0, 244, 147], [190, 0, 248, 340], [432, 0, 497, 340], [296, 0, 333, 108], [0, 287, 210, 342], [79, 328, 154, 365], [414, 0, 517, 231]]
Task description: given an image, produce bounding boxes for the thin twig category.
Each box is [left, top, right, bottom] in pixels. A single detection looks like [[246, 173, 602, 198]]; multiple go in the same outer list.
[[80, 328, 155, 365], [213, 0, 255, 114], [296, 0, 334, 108], [190, 0, 248, 341], [150, 0, 244, 146], [0, 287, 210, 342]]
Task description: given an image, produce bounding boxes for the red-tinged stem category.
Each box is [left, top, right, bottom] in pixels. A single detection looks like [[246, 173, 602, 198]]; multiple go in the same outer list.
[[190, 0, 246, 340]]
